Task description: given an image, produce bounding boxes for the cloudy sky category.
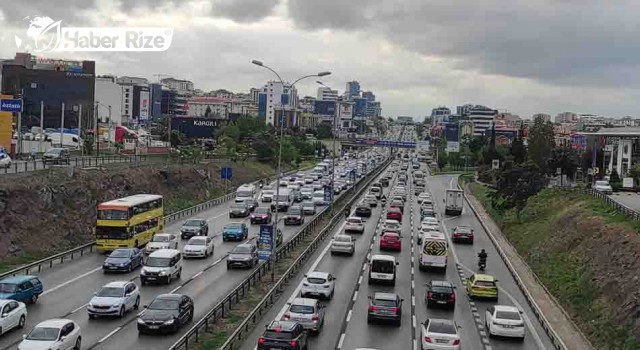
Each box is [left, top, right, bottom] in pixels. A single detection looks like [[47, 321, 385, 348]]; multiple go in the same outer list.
[[1, 0, 639, 119]]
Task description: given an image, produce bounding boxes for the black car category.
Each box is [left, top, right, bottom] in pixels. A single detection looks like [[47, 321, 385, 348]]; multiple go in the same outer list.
[[380, 178, 389, 187], [180, 219, 209, 239], [284, 206, 305, 225], [292, 191, 303, 203], [257, 321, 309, 350], [451, 226, 474, 244], [227, 243, 259, 269], [42, 148, 70, 165], [425, 280, 456, 309], [241, 199, 260, 212], [355, 204, 372, 218], [103, 248, 143, 273], [137, 294, 194, 334], [250, 207, 273, 224], [367, 292, 403, 326], [229, 203, 251, 218]]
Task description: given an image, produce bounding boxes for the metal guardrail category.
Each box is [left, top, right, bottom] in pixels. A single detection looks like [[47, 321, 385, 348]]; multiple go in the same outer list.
[[169, 158, 391, 350], [462, 181, 585, 350], [575, 188, 640, 220], [0, 165, 309, 280], [0, 155, 151, 175]]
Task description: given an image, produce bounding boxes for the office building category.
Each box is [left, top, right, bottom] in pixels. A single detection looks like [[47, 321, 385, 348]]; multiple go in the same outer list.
[[187, 97, 230, 119], [362, 91, 375, 102], [555, 112, 578, 124], [431, 107, 451, 126], [259, 80, 299, 127], [353, 97, 367, 117], [457, 104, 497, 137], [345, 81, 360, 100], [95, 76, 124, 125], [366, 101, 381, 117], [532, 113, 551, 123], [317, 87, 338, 101], [149, 83, 162, 118], [131, 85, 150, 126], [397, 116, 414, 125], [1, 53, 95, 130], [160, 77, 194, 93]]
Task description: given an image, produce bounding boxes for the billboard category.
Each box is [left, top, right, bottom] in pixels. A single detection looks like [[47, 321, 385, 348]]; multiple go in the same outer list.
[[446, 141, 460, 152], [314, 100, 336, 115], [338, 102, 353, 119], [258, 225, 273, 261], [139, 90, 150, 121], [171, 117, 216, 138], [444, 122, 459, 142]]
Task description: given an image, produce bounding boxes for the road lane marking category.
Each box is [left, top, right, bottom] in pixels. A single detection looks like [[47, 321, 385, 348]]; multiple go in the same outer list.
[[346, 310, 352, 322], [337, 333, 346, 349], [97, 326, 122, 343], [41, 266, 103, 296], [70, 303, 88, 314]]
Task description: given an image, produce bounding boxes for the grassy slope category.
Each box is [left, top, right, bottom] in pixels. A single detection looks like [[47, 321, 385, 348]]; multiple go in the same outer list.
[[469, 184, 640, 350]]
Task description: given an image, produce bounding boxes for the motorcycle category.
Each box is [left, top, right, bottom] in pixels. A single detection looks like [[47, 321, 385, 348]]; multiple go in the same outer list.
[[478, 259, 486, 271]]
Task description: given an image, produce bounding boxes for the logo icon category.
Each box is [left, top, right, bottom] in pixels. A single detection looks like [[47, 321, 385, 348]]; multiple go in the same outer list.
[[15, 16, 173, 52]]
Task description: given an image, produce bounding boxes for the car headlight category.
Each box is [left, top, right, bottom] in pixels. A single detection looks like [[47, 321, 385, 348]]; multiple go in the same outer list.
[[112, 302, 121, 307], [121, 262, 129, 266], [137, 318, 146, 324], [159, 271, 167, 276], [163, 319, 175, 325], [140, 269, 146, 275]]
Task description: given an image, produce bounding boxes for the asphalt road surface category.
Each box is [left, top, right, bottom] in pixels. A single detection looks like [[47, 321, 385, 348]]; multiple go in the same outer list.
[[239, 166, 556, 350]]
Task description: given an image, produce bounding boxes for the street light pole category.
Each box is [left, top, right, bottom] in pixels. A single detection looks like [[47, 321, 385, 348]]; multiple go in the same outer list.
[[252, 60, 330, 281]]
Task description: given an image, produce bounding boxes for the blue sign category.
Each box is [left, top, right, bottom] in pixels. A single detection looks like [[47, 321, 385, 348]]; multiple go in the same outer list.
[[221, 167, 232, 180], [258, 225, 273, 261], [323, 185, 333, 203], [0, 99, 23, 113], [354, 139, 416, 148]]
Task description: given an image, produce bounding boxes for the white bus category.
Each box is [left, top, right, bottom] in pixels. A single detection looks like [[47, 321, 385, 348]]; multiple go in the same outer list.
[[419, 231, 448, 271]]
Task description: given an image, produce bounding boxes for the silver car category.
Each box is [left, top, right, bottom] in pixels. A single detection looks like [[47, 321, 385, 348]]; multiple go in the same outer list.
[[282, 298, 325, 333], [331, 234, 355, 255]]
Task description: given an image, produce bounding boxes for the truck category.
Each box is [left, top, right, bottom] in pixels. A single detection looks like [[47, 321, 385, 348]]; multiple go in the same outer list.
[[444, 189, 464, 216]]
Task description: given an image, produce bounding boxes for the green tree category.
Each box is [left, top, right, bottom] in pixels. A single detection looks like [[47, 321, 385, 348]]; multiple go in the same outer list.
[[315, 124, 333, 139], [548, 146, 580, 179], [490, 160, 546, 219], [527, 119, 556, 173], [509, 129, 527, 164]]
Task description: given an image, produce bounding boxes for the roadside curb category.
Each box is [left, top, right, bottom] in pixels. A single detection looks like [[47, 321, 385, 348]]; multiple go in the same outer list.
[[461, 181, 595, 350]]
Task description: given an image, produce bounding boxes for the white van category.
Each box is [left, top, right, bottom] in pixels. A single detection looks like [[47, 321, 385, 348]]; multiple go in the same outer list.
[[312, 190, 327, 206], [419, 231, 448, 271], [140, 249, 183, 285], [368, 255, 398, 285], [272, 188, 293, 212], [261, 189, 275, 203], [235, 184, 257, 203]]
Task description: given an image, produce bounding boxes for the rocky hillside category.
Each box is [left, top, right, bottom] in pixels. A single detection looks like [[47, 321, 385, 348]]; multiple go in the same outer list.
[[472, 186, 640, 350], [0, 161, 276, 265]]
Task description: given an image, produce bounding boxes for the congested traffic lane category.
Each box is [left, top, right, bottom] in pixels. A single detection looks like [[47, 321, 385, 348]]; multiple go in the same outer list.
[[237, 166, 392, 350], [82, 163, 376, 350], [0, 194, 238, 349], [428, 174, 553, 350]]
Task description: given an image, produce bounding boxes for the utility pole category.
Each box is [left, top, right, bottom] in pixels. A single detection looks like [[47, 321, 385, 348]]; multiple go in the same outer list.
[[39, 101, 44, 153], [78, 104, 83, 155], [60, 102, 65, 147], [94, 101, 99, 156]]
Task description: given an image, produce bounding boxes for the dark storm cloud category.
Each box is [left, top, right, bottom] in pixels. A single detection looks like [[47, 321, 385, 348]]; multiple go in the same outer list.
[[287, 0, 640, 87], [211, 0, 280, 23], [0, 0, 96, 24]]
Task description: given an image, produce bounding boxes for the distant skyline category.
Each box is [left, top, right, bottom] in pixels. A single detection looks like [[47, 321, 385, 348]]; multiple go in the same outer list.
[[2, 1, 640, 119]]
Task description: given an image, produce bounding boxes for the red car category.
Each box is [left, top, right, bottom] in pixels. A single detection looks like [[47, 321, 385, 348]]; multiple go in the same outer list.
[[452, 226, 474, 244], [380, 232, 402, 252], [386, 207, 403, 222]]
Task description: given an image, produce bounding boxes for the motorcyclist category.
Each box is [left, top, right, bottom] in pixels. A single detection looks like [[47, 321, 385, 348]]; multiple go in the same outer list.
[[381, 194, 387, 204], [344, 205, 351, 218], [478, 249, 488, 267], [259, 179, 264, 189]]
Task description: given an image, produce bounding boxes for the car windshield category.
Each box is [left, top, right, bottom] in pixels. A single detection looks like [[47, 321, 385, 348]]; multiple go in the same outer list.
[[27, 327, 60, 341], [97, 286, 124, 298], [231, 204, 246, 209], [306, 277, 327, 284], [255, 207, 270, 214], [232, 246, 252, 254], [347, 218, 361, 224], [371, 260, 394, 273], [188, 238, 207, 246], [335, 235, 351, 242], [148, 298, 179, 310], [428, 321, 457, 334], [45, 149, 61, 156], [264, 330, 294, 340], [226, 224, 241, 229], [289, 304, 315, 314], [456, 227, 472, 233], [0, 283, 18, 293], [146, 257, 171, 267], [151, 235, 170, 242], [109, 249, 131, 258], [183, 220, 201, 227], [288, 208, 302, 215], [496, 311, 522, 320]]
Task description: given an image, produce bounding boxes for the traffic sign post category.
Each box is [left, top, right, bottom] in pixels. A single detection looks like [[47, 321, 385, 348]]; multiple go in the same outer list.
[[221, 167, 232, 194]]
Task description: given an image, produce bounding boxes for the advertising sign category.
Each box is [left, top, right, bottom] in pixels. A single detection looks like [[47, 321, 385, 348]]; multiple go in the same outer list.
[[445, 141, 460, 153], [139, 90, 150, 120], [444, 122, 459, 142], [623, 177, 634, 188], [323, 185, 333, 203], [170, 117, 216, 138], [492, 159, 500, 170], [258, 225, 273, 261], [337, 102, 353, 119], [0, 99, 23, 112]]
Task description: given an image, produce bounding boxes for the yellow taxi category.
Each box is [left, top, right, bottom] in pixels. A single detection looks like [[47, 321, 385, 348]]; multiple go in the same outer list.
[[465, 274, 499, 300]]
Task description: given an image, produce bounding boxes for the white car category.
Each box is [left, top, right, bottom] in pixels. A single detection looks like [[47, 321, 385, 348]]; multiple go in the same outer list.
[[0, 155, 11, 169], [145, 233, 179, 254], [364, 195, 378, 207], [594, 180, 613, 195], [304, 177, 314, 184], [19, 319, 81, 350], [345, 217, 365, 233], [417, 193, 432, 204], [420, 222, 440, 231], [0, 299, 26, 335], [88, 281, 140, 319], [420, 318, 461, 350], [383, 219, 401, 231], [301, 271, 336, 299], [485, 305, 526, 339], [422, 217, 439, 226], [331, 234, 355, 255], [182, 236, 214, 258]]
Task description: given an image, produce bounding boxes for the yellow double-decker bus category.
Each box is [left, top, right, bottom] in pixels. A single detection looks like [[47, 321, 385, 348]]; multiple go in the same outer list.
[[95, 194, 164, 252]]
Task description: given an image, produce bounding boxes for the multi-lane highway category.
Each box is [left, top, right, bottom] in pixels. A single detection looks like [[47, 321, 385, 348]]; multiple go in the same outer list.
[[239, 158, 557, 350], [0, 155, 382, 350]]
